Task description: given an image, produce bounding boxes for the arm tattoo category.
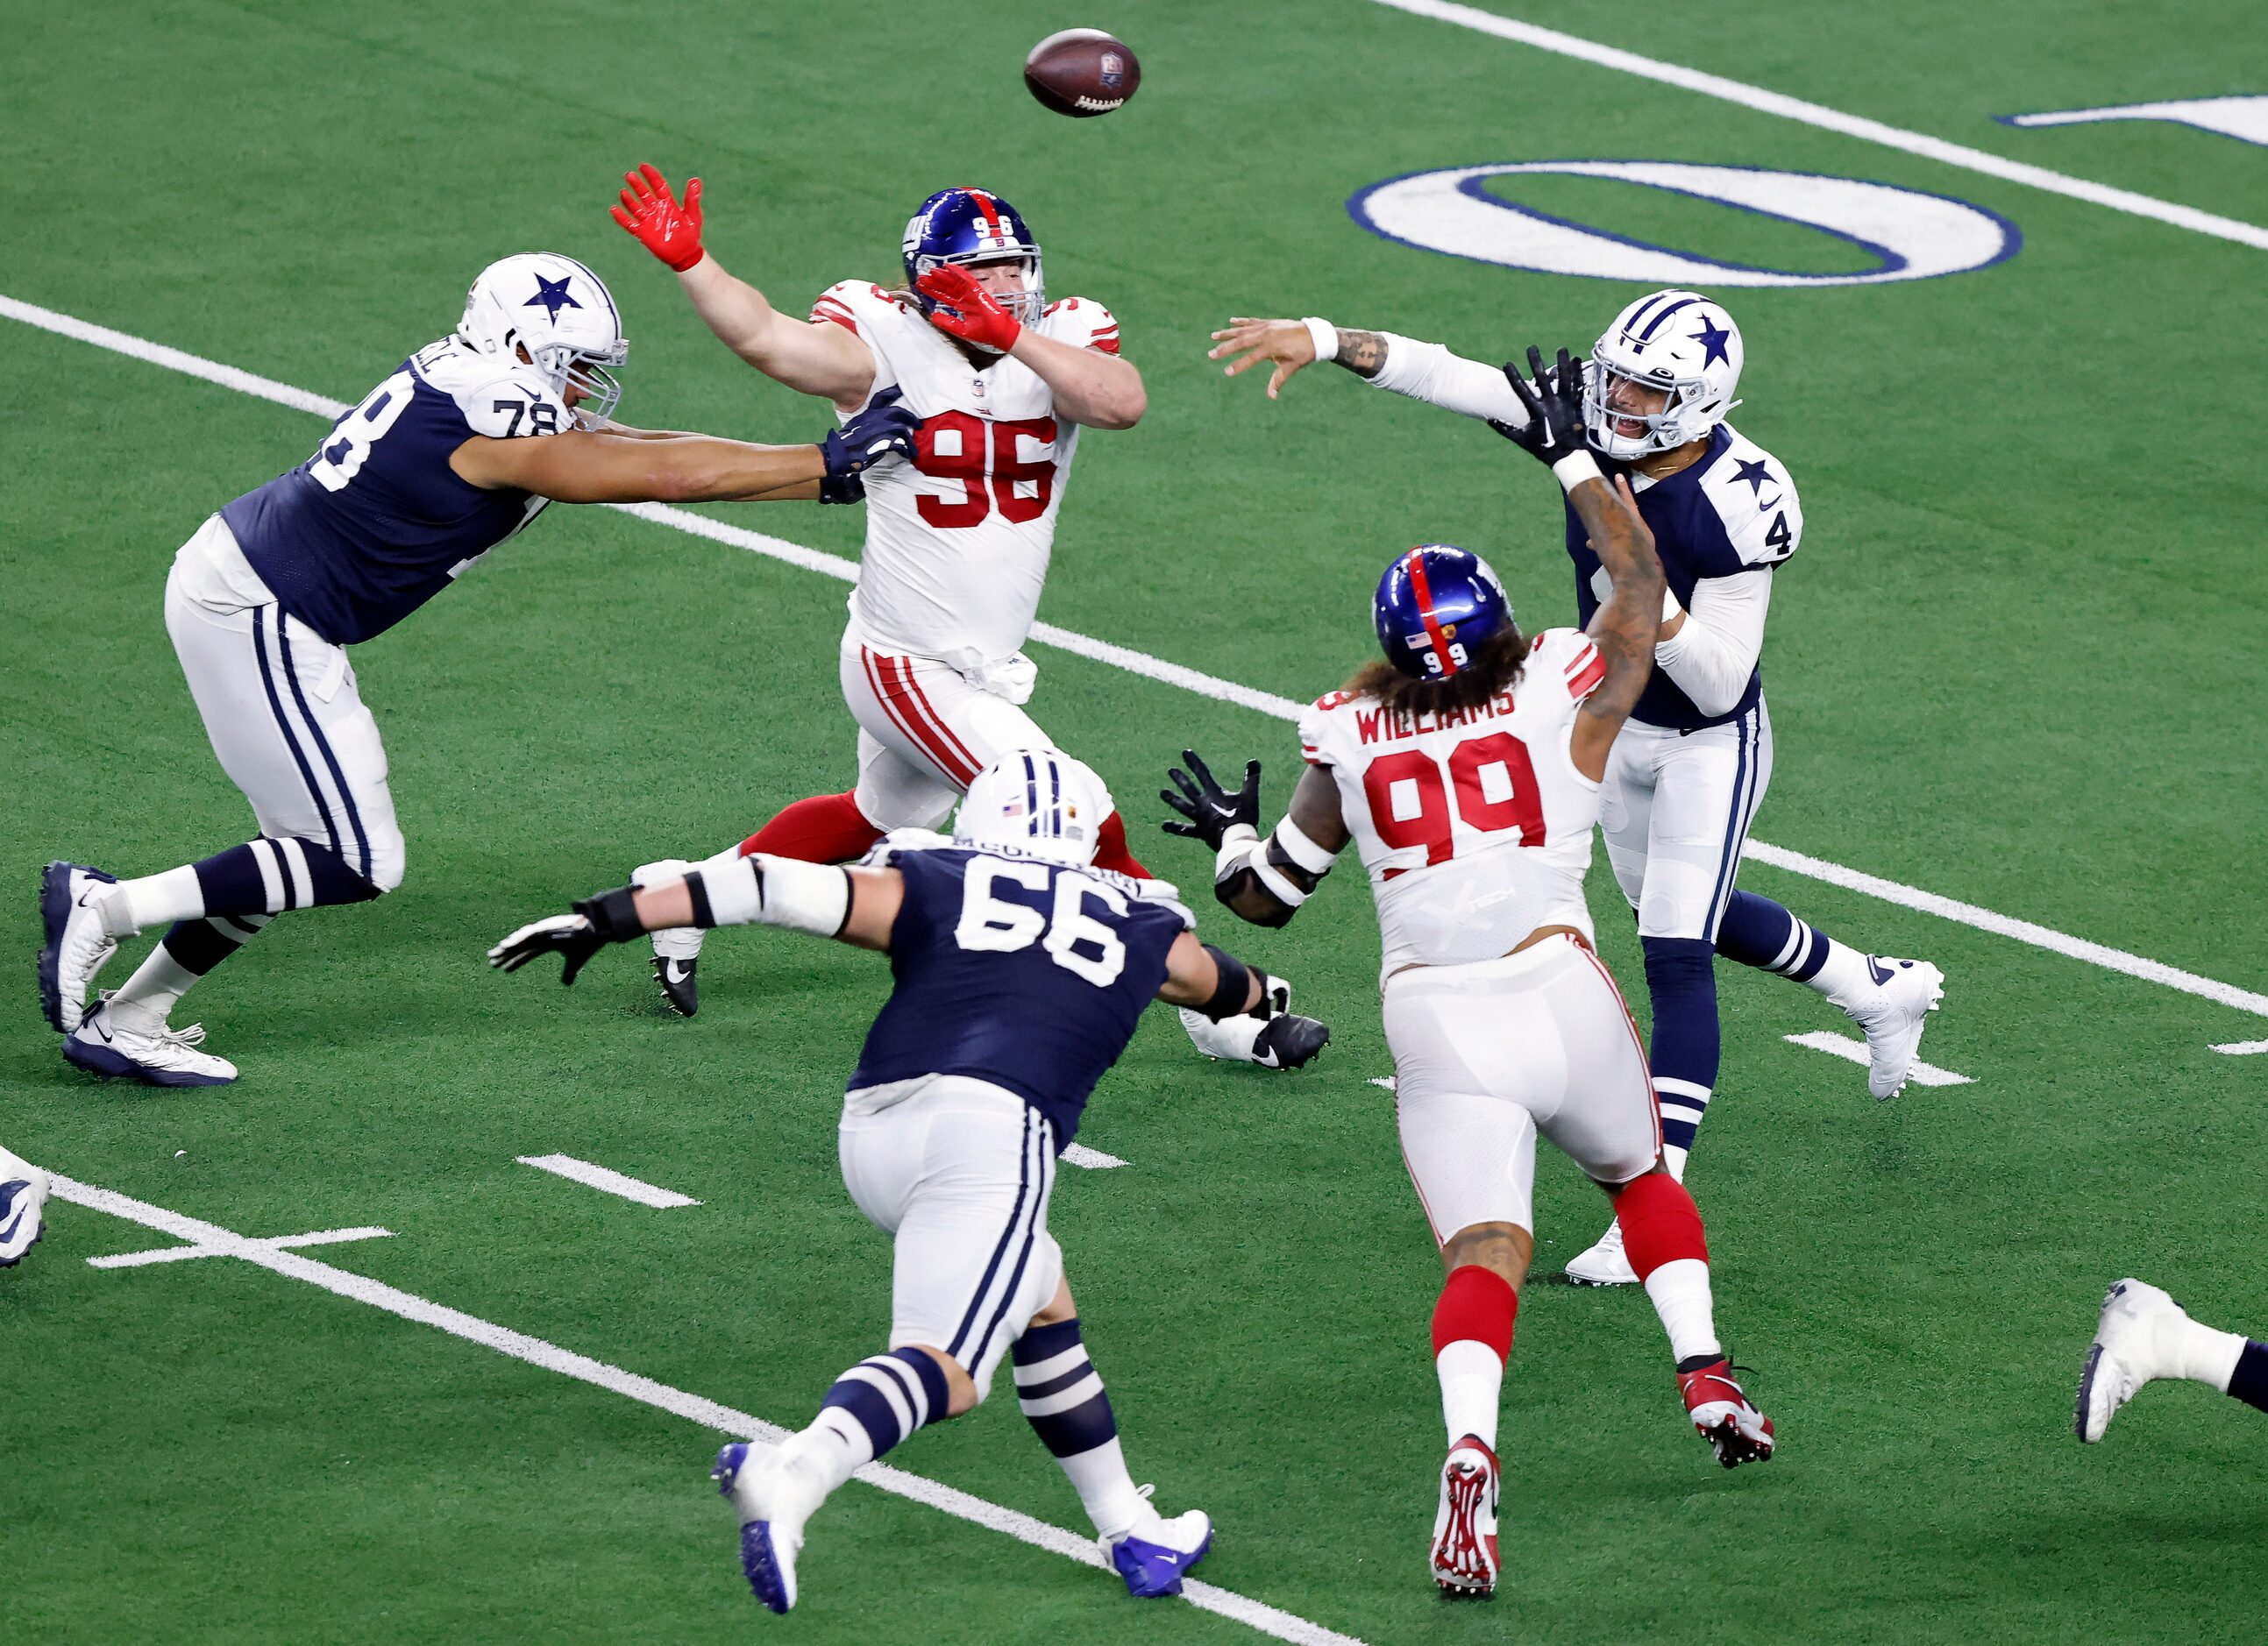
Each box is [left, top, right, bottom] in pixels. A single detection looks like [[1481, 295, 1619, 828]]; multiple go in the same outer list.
[[1334, 328, 1389, 379]]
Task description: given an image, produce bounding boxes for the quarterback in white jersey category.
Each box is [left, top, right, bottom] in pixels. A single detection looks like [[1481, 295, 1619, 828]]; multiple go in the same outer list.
[[609, 167, 1196, 1022], [1211, 290, 1944, 1286], [1163, 354, 1775, 1598]]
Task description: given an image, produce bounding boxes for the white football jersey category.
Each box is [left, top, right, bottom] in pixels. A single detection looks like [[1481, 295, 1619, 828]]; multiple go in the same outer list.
[[1299, 628, 1609, 982], [811, 281, 1121, 662]]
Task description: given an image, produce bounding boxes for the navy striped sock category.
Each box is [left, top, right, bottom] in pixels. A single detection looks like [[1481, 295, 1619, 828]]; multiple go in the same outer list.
[[1715, 890, 1828, 981], [192, 838, 380, 916], [808, 1348, 950, 1481], [1013, 1318, 1118, 1458], [1642, 937, 1718, 1174]]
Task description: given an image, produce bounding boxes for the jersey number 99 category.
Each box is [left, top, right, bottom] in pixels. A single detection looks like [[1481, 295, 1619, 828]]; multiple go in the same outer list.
[[1363, 732, 1545, 867]]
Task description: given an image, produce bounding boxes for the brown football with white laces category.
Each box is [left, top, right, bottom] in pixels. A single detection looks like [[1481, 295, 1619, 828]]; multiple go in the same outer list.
[[1023, 29, 1141, 118]]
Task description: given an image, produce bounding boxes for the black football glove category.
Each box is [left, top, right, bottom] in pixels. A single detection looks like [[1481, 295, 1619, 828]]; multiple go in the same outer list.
[[1251, 1013, 1330, 1070], [820, 387, 917, 503], [487, 884, 643, 984], [1160, 748, 1261, 852], [1488, 345, 1590, 468]]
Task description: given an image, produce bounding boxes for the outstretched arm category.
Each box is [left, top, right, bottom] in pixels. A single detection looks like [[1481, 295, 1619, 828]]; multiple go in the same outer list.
[[614, 165, 877, 411], [1161, 752, 1348, 928], [1155, 929, 1333, 1071], [1488, 345, 1664, 779], [488, 855, 904, 984], [451, 393, 917, 505], [1207, 316, 1532, 427]]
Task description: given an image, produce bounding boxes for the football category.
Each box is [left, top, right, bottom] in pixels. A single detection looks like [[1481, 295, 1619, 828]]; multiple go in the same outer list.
[[1023, 28, 1141, 117]]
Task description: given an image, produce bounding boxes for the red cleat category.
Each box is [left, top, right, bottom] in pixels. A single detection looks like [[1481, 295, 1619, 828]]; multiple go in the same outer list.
[[1430, 1434, 1500, 1595], [1678, 1358, 1775, 1468]]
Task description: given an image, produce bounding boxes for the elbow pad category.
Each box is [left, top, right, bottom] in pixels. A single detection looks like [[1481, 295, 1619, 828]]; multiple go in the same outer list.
[[686, 854, 850, 937], [1213, 818, 1340, 926]]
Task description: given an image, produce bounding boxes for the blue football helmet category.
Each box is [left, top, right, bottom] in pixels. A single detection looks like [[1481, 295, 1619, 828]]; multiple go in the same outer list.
[[902, 188, 1045, 329], [1373, 545, 1516, 679]]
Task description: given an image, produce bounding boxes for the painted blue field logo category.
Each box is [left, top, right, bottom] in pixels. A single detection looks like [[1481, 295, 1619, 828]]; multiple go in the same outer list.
[[1347, 160, 2019, 287]]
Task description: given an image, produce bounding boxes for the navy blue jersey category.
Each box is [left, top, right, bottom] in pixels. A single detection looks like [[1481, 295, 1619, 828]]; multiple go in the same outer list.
[[849, 845, 1193, 1148], [222, 337, 567, 644], [1566, 422, 1804, 731]]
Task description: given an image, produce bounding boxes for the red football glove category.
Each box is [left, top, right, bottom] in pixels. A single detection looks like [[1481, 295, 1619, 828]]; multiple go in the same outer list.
[[611, 163, 705, 273], [915, 266, 1022, 353]]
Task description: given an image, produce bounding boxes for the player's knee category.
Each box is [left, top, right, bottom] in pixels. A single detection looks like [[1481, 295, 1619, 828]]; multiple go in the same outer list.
[[1639, 934, 1715, 993], [1440, 1221, 1532, 1290], [366, 831, 407, 894], [904, 1344, 982, 1418]]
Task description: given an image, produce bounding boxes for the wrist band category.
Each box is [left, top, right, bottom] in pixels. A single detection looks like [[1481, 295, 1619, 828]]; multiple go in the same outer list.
[[1302, 316, 1338, 365], [1551, 449, 1603, 492]]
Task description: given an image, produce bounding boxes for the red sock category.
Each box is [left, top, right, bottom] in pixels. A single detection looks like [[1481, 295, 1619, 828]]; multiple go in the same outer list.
[[1612, 1173, 1710, 1281], [1092, 811, 1150, 878], [739, 791, 884, 864], [1432, 1265, 1518, 1360]]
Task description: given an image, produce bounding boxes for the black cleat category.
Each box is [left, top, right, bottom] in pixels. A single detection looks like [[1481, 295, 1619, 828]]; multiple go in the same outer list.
[[654, 955, 699, 1018]]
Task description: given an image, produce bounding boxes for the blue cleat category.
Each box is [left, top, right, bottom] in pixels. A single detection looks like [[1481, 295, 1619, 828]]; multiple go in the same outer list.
[[713, 1441, 821, 1614], [1104, 1506, 1213, 1598], [65, 1002, 238, 1087], [39, 862, 118, 1034]]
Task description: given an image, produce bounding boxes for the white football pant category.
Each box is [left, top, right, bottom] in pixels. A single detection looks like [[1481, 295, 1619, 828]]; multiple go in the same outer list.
[[1384, 934, 1660, 1241], [839, 627, 1054, 832], [1598, 701, 1771, 941], [167, 516, 405, 890], [838, 1074, 1064, 1400]]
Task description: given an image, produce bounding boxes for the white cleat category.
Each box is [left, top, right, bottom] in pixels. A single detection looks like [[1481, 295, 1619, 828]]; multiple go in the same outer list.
[[1564, 1216, 1639, 1286], [64, 1000, 238, 1087], [2077, 1278, 2189, 1443], [0, 1159, 51, 1267], [634, 860, 703, 1017], [1844, 956, 1945, 1100], [1102, 1498, 1214, 1599], [1430, 1435, 1500, 1596], [39, 862, 120, 1034], [712, 1440, 829, 1614]]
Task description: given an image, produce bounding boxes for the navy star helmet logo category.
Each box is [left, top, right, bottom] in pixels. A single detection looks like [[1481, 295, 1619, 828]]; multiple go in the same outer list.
[[1729, 456, 1775, 496], [1691, 315, 1733, 369], [524, 273, 581, 322]]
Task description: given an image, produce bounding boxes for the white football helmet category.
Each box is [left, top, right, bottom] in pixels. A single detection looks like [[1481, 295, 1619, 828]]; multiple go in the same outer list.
[[955, 749, 1113, 867], [458, 253, 628, 420], [1584, 289, 1743, 460]]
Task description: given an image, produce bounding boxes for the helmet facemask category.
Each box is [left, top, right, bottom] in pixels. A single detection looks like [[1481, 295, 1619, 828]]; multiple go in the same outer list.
[[1583, 352, 1731, 460], [914, 250, 1045, 351], [549, 339, 628, 423]]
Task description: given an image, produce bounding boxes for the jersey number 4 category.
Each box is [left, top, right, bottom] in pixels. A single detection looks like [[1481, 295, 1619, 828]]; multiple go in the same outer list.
[[1363, 733, 1545, 868], [955, 859, 1127, 987], [914, 412, 1057, 529]]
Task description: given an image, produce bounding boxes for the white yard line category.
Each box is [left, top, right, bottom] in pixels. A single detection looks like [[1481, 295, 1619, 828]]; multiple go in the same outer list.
[[1782, 1031, 1973, 1087], [516, 1153, 700, 1208], [2211, 1039, 2268, 1056], [1060, 1143, 1128, 1170], [5, 290, 2264, 1026], [89, 1224, 394, 1269], [44, 1171, 1365, 1646], [1367, 0, 2268, 252]]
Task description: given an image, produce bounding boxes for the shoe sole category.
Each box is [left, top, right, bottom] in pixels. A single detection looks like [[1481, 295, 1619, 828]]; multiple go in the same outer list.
[[2075, 1341, 2110, 1443], [0, 1223, 43, 1267], [1869, 967, 1946, 1101], [737, 1521, 792, 1613], [63, 1033, 236, 1088], [1431, 1460, 1498, 1596], [1697, 1414, 1775, 1467]]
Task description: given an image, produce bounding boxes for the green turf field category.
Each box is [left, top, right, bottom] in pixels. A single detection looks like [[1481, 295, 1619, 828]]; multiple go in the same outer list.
[[5, 2, 2266, 1640]]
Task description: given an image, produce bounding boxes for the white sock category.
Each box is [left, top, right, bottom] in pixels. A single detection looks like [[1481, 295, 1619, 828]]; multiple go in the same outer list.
[[1809, 938, 1873, 1010], [98, 867, 205, 938], [2166, 1313, 2248, 1390], [1642, 1258, 1723, 1364], [1436, 1338, 1504, 1451], [107, 946, 202, 1034], [1057, 1437, 1152, 1542], [786, 1409, 872, 1497], [1661, 1144, 1689, 1183]]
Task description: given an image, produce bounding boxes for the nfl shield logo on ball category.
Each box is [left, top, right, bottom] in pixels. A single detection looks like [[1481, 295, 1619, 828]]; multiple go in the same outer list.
[[1100, 52, 1124, 86]]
